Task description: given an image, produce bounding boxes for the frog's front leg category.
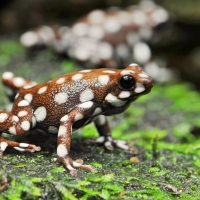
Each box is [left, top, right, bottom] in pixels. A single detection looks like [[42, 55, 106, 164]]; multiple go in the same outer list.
[[0, 101, 41, 156], [56, 102, 96, 175], [2, 72, 37, 103], [94, 115, 131, 151]]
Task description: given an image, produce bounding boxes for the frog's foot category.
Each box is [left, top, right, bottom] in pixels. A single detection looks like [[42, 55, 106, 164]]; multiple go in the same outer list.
[[95, 136, 134, 151], [57, 156, 95, 176], [0, 136, 41, 157]]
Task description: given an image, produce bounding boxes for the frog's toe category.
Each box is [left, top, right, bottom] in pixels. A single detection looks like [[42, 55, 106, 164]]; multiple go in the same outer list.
[[95, 136, 131, 151], [114, 140, 130, 150], [58, 156, 94, 175], [104, 140, 114, 150], [14, 144, 41, 153]]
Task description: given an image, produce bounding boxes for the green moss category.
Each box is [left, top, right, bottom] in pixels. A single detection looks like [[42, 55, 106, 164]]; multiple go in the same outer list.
[[0, 38, 200, 199]]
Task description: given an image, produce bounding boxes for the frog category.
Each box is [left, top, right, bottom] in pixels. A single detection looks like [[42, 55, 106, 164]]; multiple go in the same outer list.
[[0, 63, 153, 175]]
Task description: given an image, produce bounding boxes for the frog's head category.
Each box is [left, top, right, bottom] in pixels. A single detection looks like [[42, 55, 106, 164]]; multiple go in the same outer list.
[[103, 63, 154, 110], [118, 63, 154, 98]]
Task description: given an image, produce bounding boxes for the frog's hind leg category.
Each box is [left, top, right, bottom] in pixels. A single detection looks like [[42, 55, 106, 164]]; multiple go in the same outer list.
[[94, 115, 133, 151], [2, 72, 37, 103], [0, 133, 41, 157]]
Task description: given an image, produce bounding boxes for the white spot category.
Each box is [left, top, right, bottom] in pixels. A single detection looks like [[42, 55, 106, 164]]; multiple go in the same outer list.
[[104, 17, 121, 33], [12, 116, 19, 122], [18, 100, 29, 107], [120, 70, 134, 75], [105, 141, 112, 149], [48, 126, 58, 134], [139, 27, 153, 40], [21, 121, 30, 131], [116, 43, 129, 59], [54, 92, 68, 105], [60, 115, 69, 122], [95, 115, 106, 126], [138, 73, 149, 78], [23, 85, 34, 89], [133, 42, 151, 64], [105, 93, 126, 107], [72, 74, 83, 81], [96, 136, 105, 143], [72, 161, 82, 167], [38, 26, 55, 44], [98, 75, 110, 85], [88, 10, 105, 24], [93, 107, 102, 116], [116, 140, 129, 150], [78, 101, 93, 109], [17, 110, 28, 117], [80, 88, 94, 103], [66, 164, 75, 171], [0, 113, 8, 123], [24, 93, 33, 103], [19, 143, 29, 148], [0, 142, 8, 151], [2, 72, 14, 80], [151, 8, 169, 25], [131, 10, 148, 26], [135, 83, 145, 93], [88, 26, 105, 40], [58, 125, 67, 137], [72, 22, 88, 37], [80, 69, 92, 73], [74, 48, 90, 61], [20, 31, 39, 47], [15, 93, 19, 99], [103, 70, 116, 74], [89, 55, 101, 65], [37, 86, 48, 94], [126, 31, 140, 45], [57, 144, 68, 157], [129, 63, 139, 67], [32, 116, 36, 127], [14, 147, 25, 152], [98, 42, 113, 60], [74, 113, 83, 122], [9, 126, 16, 135], [119, 91, 131, 99], [117, 11, 131, 25], [56, 77, 65, 84], [13, 77, 26, 87], [34, 106, 47, 122]]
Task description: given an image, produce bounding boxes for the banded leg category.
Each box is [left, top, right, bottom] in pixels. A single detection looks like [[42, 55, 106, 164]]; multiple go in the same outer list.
[[94, 115, 131, 151], [56, 101, 99, 175]]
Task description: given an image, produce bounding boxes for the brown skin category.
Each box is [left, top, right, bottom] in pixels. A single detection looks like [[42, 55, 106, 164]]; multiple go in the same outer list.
[[0, 64, 153, 174]]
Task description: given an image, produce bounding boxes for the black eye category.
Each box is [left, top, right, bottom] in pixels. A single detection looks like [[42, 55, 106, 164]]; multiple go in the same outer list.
[[119, 75, 135, 90]]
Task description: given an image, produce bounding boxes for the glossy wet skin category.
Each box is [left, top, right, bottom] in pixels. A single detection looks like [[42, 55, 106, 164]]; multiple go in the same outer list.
[[0, 63, 153, 175]]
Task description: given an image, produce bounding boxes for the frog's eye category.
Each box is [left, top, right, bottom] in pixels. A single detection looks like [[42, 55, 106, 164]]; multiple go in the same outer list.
[[119, 75, 135, 90]]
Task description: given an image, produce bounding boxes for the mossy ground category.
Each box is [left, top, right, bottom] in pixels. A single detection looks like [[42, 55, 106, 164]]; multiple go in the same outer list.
[[0, 38, 200, 199]]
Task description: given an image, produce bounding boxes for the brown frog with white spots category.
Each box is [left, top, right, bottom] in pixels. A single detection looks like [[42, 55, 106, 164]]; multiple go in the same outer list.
[[0, 63, 153, 175]]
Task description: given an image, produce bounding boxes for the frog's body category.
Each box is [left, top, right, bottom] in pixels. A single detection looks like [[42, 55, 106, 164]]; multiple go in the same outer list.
[[0, 63, 153, 175]]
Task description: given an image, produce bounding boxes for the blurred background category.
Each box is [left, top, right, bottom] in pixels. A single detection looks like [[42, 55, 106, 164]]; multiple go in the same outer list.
[[1, 0, 200, 87]]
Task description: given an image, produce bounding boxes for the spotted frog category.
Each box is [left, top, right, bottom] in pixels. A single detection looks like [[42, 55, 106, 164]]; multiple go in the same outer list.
[[0, 63, 153, 175]]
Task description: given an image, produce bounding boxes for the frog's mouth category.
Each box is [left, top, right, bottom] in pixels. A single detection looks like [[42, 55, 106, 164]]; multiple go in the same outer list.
[[129, 85, 154, 100]]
